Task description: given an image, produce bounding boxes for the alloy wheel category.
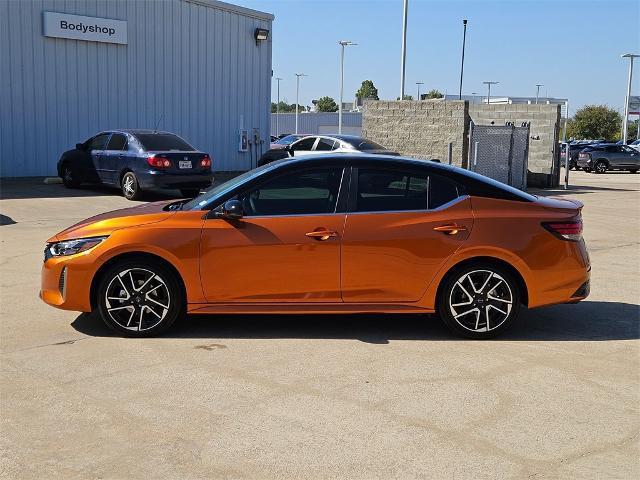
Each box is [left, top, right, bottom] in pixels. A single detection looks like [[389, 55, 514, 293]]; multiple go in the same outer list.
[[104, 268, 171, 332], [123, 175, 135, 197], [595, 162, 607, 173], [448, 269, 513, 333]]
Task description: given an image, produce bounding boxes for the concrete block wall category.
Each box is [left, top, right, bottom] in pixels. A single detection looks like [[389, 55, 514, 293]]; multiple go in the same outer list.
[[362, 100, 469, 167], [469, 103, 561, 177]]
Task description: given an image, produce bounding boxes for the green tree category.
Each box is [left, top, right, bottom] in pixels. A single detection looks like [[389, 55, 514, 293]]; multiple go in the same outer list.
[[356, 80, 379, 100], [425, 89, 444, 99], [315, 96, 339, 112], [396, 95, 413, 100], [570, 105, 621, 140], [271, 101, 307, 113]]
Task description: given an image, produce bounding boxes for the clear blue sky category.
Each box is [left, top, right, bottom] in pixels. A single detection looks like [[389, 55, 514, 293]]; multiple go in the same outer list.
[[237, 0, 639, 116]]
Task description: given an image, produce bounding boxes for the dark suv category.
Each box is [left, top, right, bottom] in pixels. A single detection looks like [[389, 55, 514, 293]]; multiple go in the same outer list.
[[57, 130, 213, 200], [576, 144, 640, 173]]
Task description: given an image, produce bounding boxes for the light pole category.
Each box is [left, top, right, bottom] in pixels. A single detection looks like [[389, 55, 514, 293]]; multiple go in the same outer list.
[[535, 84, 543, 104], [483, 81, 499, 104], [458, 19, 468, 100], [295, 73, 307, 134], [338, 40, 356, 134], [400, 0, 409, 99], [471, 92, 478, 103], [275, 77, 282, 137], [621, 53, 639, 144], [416, 81, 424, 100]]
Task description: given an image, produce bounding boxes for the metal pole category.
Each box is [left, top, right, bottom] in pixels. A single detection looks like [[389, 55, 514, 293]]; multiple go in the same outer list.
[[459, 19, 467, 100], [535, 84, 543, 104], [487, 83, 491, 104], [621, 54, 638, 144], [416, 81, 423, 100], [275, 77, 282, 137], [400, 0, 409, 99], [295, 75, 299, 134], [563, 100, 569, 190], [473, 141, 479, 171], [339, 43, 344, 134], [294, 73, 306, 134]]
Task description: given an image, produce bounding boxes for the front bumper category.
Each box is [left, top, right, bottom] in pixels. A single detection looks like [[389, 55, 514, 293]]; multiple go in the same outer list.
[[138, 170, 213, 190], [40, 252, 99, 312]]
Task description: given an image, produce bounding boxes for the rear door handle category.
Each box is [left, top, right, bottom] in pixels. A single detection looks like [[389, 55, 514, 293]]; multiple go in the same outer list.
[[433, 224, 467, 235], [306, 229, 338, 241]]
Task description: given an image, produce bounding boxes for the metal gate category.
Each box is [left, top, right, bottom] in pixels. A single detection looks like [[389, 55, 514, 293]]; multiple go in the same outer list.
[[468, 123, 530, 190]]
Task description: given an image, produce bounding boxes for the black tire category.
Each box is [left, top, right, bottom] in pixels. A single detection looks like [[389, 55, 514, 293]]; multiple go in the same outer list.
[[121, 171, 143, 200], [180, 188, 201, 198], [594, 160, 608, 174], [436, 262, 521, 339], [61, 163, 81, 188], [629, 169, 638, 174], [96, 259, 185, 337], [583, 167, 592, 173], [569, 160, 577, 170]]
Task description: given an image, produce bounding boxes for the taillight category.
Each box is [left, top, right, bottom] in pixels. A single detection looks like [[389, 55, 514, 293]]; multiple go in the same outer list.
[[200, 154, 212, 168], [147, 155, 171, 168], [543, 218, 583, 241]]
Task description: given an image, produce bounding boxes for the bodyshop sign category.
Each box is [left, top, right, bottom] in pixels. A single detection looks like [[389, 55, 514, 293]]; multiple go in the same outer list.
[[43, 12, 127, 45]]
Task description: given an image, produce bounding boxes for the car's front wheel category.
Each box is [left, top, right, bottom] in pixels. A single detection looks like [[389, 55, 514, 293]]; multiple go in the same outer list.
[[61, 163, 81, 188], [437, 263, 521, 339], [121, 171, 142, 200], [97, 259, 184, 337]]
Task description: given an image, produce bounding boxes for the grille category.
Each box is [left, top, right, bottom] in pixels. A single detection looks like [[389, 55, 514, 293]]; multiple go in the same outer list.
[[58, 267, 67, 298], [571, 281, 590, 298]]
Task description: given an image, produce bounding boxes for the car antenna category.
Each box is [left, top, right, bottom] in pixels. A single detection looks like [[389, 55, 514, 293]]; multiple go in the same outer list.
[[153, 113, 164, 133]]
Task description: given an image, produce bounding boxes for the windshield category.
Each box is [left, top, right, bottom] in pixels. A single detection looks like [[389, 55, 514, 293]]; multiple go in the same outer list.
[[182, 164, 274, 210], [136, 133, 195, 151], [275, 135, 300, 145]]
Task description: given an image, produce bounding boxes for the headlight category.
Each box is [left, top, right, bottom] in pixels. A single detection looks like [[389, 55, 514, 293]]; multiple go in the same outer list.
[[45, 236, 108, 260]]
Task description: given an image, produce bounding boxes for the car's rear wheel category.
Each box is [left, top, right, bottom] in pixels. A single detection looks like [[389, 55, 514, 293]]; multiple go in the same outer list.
[[97, 260, 184, 337], [437, 263, 521, 339], [121, 171, 142, 200], [594, 160, 608, 174], [629, 169, 638, 174], [61, 164, 81, 188], [180, 188, 201, 198]]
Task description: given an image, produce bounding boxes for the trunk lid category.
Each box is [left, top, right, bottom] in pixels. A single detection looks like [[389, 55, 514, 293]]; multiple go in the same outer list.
[[148, 151, 210, 174]]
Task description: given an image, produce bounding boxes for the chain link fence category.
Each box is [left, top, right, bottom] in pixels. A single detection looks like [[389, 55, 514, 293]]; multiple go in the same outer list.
[[468, 123, 530, 190]]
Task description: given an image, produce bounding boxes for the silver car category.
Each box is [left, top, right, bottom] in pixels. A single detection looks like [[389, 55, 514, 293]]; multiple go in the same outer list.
[[258, 135, 399, 166], [576, 143, 640, 173]]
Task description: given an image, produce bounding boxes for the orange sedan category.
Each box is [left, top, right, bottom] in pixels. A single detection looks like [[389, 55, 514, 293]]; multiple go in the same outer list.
[[41, 155, 590, 338]]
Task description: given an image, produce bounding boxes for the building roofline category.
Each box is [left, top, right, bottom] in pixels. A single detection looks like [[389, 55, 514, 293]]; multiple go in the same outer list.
[[183, 0, 274, 21]]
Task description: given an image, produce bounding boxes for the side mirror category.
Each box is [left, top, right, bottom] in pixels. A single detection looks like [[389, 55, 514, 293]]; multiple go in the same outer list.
[[286, 145, 294, 156], [215, 199, 243, 220]]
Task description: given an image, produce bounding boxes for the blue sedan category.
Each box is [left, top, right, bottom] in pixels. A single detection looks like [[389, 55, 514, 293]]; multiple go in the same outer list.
[[57, 129, 213, 200]]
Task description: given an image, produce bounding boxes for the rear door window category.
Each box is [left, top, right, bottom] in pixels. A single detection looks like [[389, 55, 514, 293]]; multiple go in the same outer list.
[[106, 134, 127, 151], [292, 137, 317, 151], [355, 168, 428, 212], [429, 175, 460, 209], [315, 138, 336, 151], [135, 134, 194, 151]]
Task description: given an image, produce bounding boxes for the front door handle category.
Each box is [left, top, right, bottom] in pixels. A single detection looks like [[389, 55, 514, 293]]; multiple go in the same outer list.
[[433, 224, 467, 235], [305, 229, 338, 241]]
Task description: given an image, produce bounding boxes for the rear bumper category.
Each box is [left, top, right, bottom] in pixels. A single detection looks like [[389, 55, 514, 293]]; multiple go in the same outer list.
[[576, 158, 592, 168], [138, 170, 213, 189]]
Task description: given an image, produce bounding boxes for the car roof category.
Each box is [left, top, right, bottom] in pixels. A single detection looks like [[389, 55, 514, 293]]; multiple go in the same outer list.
[[100, 129, 176, 136]]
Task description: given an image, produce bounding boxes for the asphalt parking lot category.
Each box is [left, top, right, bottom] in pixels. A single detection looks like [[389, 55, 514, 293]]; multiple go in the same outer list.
[[1, 171, 639, 479]]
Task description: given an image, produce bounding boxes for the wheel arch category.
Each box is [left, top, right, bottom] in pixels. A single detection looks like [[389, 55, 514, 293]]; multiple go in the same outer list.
[[434, 256, 529, 308], [90, 251, 187, 310]]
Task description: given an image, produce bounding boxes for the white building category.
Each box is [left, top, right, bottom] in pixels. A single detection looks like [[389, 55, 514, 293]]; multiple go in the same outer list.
[[0, 0, 273, 177]]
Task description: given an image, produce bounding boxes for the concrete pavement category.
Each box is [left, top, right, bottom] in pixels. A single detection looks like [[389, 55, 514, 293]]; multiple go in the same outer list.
[[1, 172, 638, 479]]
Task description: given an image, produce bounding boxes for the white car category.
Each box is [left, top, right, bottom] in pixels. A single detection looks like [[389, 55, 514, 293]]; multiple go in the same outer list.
[[258, 135, 399, 166], [629, 139, 640, 152]]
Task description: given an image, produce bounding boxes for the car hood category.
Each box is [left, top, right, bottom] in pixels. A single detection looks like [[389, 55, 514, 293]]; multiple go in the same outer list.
[[48, 200, 176, 242]]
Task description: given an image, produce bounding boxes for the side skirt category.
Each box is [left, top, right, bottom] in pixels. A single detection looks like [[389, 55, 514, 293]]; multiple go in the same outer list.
[[186, 303, 435, 315]]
